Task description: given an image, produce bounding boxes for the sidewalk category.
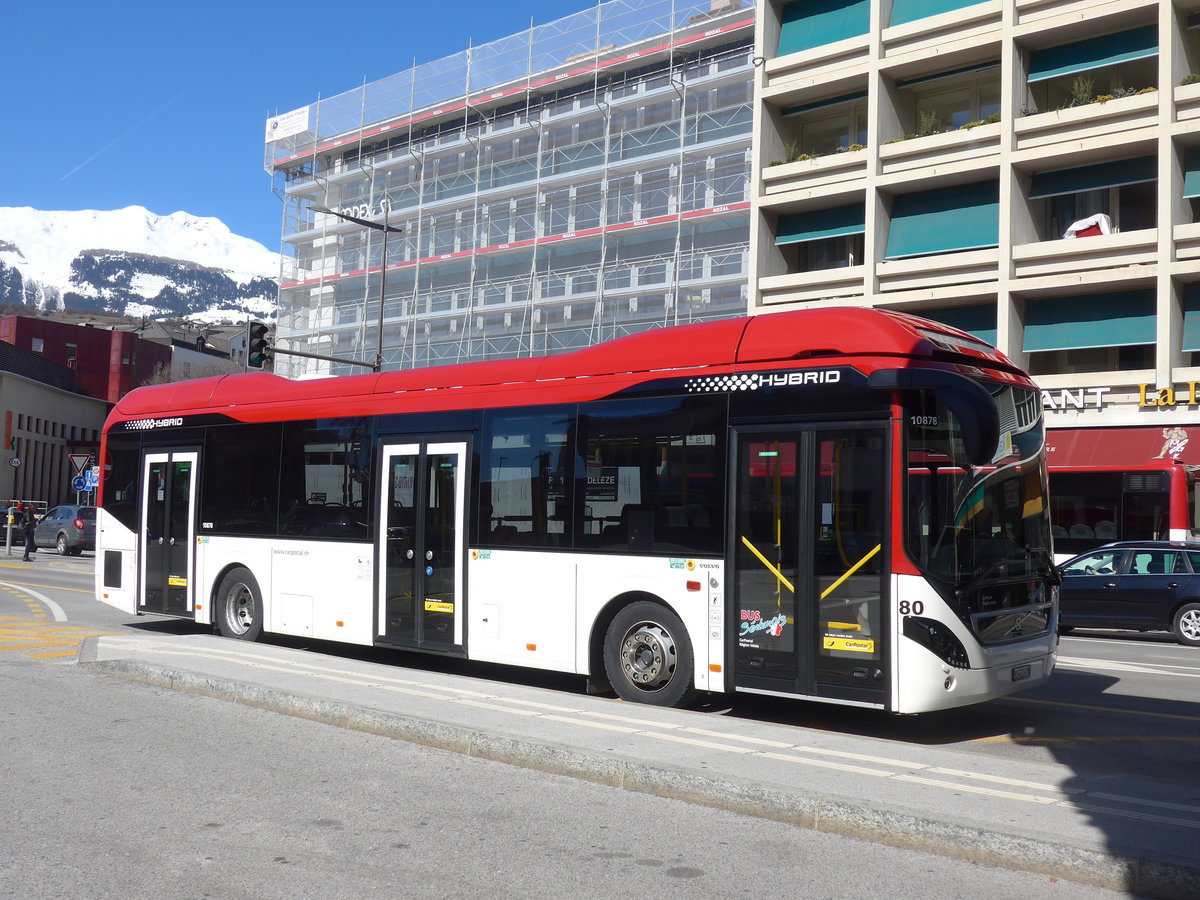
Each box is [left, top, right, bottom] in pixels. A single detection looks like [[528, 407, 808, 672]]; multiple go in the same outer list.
[[78, 633, 1200, 899]]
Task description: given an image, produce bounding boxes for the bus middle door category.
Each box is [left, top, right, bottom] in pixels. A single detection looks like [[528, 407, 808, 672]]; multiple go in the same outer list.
[[139, 450, 199, 617], [377, 442, 466, 652]]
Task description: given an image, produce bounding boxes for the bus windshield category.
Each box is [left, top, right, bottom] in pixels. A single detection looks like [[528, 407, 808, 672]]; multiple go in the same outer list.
[[905, 383, 1052, 588]]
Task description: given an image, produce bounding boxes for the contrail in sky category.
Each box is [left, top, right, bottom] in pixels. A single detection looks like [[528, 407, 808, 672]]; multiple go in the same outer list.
[[59, 85, 197, 182]]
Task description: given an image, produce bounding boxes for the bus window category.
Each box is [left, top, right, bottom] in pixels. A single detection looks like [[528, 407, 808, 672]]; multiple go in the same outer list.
[[479, 408, 575, 548], [577, 395, 725, 555], [278, 419, 371, 540], [201, 423, 282, 535]]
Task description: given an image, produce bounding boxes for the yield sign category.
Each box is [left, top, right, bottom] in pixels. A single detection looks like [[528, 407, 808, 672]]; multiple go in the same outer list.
[[69, 454, 91, 476]]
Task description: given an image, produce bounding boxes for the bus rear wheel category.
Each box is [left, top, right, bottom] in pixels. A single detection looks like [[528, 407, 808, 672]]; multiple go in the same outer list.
[[603, 600, 694, 707], [216, 567, 263, 642]]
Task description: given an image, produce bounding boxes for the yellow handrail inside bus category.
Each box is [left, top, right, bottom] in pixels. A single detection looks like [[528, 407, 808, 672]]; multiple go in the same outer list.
[[739, 535, 795, 594], [820, 544, 881, 600]]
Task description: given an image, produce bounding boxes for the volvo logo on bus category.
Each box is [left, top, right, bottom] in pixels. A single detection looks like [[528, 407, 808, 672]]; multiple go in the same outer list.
[[684, 370, 841, 393]]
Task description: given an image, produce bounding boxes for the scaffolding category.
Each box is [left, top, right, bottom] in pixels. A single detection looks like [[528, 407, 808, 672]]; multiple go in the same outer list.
[[266, 0, 754, 377]]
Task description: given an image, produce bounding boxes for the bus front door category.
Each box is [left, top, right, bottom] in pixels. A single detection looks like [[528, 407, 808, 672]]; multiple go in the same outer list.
[[139, 451, 198, 617], [731, 426, 888, 706], [377, 442, 466, 651]]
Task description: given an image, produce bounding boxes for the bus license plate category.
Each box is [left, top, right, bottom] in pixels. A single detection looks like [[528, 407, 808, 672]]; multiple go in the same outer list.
[[1011, 664, 1031, 682]]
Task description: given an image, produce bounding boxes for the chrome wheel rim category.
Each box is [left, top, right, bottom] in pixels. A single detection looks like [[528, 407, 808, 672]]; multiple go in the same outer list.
[[1180, 609, 1200, 643], [224, 582, 255, 635], [619, 621, 678, 692]]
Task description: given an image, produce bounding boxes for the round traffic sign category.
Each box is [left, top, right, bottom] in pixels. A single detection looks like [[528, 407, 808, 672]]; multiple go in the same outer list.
[[71, 474, 87, 491]]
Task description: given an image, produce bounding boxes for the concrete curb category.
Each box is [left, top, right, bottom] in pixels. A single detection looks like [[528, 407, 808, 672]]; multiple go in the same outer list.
[[81, 656, 1200, 899]]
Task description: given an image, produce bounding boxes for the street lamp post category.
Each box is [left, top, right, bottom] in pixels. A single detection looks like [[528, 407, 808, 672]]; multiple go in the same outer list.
[[310, 203, 403, 373]]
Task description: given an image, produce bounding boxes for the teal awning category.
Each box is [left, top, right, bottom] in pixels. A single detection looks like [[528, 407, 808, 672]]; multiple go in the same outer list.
[[777, 0, 870, 57], [1024, 291, 1155, 352], [890, 0, 986, 29], [782, 91, 867, 118], [775, 204, 865, 245], [1184, 148, 1200, 200], [1029, 156, 1156, 199], [1028, 26, 1158, 83], [916, 305, 997, 345], [1183, 284, 1200, 352], [885, 180, 999, 259]]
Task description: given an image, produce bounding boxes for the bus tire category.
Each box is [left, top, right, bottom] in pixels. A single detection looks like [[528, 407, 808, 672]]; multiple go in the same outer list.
[[215, 567, 264, 642], [1172, 602, 1200, 647], [603, 600, 694, 707]]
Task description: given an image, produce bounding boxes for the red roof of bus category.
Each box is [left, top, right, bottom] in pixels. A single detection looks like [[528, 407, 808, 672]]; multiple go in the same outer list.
[[106, 307, 1024, 427]]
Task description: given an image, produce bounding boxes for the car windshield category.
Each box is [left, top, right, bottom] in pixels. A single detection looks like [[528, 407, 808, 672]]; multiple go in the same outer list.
[[905, 382, 1052, 586], [79, 508, 95, 520]]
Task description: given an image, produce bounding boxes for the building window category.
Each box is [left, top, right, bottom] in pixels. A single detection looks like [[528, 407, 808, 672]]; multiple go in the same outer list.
[[895, 65, 1000, 137], [1026, 345, 1154, 375], [775, 203, 865, 272], [777, 0, 870, 58], [1029, 156, 1157, 239], [917, 304, 997, 346], [889, 0, 988, 28], [775, 93, 867, 164], [31, 338, 43, 353], [1026, 26, 1158, 114], [885, 180, 999, 259], [783, 234, 864, 271], [1024, 290, 1155, 375], [914, 80, 999, 132], [1184, 147, 1200, 222]]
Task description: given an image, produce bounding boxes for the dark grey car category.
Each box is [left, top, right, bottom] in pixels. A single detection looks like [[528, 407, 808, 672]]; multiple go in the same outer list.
[[35, 504, 96, 555], [1058, 541, 1200, 646]]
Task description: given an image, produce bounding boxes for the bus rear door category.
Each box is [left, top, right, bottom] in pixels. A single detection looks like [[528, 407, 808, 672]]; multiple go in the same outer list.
[[139, 450, 198, 617], [731, 425, 889, 707]]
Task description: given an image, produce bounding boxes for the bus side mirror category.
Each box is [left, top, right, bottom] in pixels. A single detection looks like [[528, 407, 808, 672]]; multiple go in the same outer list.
[[867, 368, 1000, 467]]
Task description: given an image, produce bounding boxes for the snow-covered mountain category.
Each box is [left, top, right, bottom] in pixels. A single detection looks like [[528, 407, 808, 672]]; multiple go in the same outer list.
[[0, 206, 280, 324]]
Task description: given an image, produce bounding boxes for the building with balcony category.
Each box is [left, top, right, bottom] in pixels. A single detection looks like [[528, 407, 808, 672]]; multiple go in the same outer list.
[[752, 0, 1200, 481], [264, 0, 754, 378]]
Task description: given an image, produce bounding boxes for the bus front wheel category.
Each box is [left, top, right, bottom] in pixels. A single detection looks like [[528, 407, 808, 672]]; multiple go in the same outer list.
[[603, 600, 694, 707], [215, 567, 263, 642]]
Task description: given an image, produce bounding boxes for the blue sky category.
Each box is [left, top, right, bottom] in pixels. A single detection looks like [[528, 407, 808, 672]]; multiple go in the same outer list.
[[3, 1, 571, 249]]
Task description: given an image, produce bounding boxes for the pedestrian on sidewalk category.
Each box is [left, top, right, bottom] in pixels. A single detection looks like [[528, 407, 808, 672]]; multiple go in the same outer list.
[[21, 504, 37, 561]]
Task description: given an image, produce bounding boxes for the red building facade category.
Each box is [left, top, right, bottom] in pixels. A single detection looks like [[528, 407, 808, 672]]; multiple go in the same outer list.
[[0, 317, 171, 404]]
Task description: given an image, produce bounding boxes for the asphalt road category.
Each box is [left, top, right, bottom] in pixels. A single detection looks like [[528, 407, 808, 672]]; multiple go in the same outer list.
[[1, 657, 1126, 900]]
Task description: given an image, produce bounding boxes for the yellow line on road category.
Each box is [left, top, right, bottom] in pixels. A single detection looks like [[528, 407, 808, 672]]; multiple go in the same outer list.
[[0, 580, 93, 594], [1004, 695, 1200, 724]]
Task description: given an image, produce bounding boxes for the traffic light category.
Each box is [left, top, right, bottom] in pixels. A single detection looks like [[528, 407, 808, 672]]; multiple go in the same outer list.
[[246, 321, 271, 369]]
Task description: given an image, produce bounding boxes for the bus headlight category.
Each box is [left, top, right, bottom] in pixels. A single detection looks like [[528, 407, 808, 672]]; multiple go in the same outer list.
[[903, 616, 970, 669]]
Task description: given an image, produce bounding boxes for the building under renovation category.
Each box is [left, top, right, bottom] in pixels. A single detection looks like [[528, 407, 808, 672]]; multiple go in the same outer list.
[[265, 0, 753, 377]]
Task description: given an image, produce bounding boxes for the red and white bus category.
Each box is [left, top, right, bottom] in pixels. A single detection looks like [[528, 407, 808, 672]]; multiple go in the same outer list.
[[1045, 427, 1200, 559], [95, 308, 1058, 713]]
